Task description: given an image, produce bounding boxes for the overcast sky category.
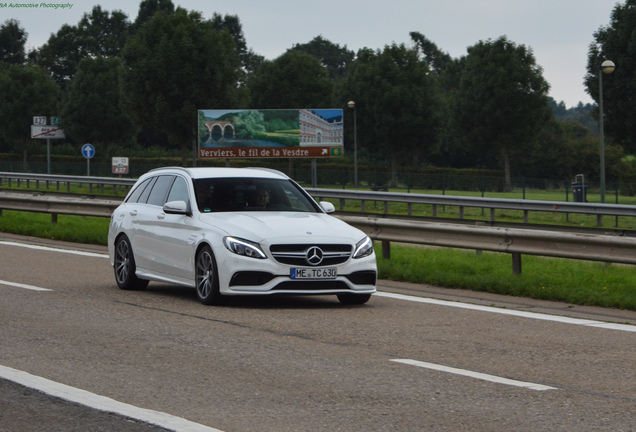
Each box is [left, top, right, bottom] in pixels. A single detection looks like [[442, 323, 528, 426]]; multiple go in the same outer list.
[[5, 0, 620, 107]]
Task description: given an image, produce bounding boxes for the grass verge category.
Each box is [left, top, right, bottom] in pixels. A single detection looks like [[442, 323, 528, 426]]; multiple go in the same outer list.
[[2, 210, 636, 311]]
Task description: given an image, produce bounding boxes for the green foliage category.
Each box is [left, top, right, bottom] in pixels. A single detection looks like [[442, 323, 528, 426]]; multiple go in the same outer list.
[[61, 56, 134, 156], [0, 19, 27, 65], [550, 98, 597, 132], [338, 43, 443, 183], [455, 36, 551, 189], [131, 0, 175, 33], [409, 31, 453, 74], [585, 0, 636, 151], [0, 63, 61, 153], [29, 6, 130, 86], [290, 35, 355, 79], [120, 8, 242, 148], [248, 51, 332, 108]]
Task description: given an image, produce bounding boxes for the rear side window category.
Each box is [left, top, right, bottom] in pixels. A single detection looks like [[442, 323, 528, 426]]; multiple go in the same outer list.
[[126, 177, 153, 203], [147, 175, 176, 206], [137, 177, 158, 204]]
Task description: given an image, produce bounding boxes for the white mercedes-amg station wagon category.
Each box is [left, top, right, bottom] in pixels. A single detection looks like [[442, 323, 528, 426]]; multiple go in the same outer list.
[[108, 167, 377, 305]]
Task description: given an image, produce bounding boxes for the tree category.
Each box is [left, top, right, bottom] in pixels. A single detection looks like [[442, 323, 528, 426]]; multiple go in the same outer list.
[[0, 19, 27, 65], [409, 32, 453, 75], [120, 8, 241, 150], [30, 6, 130, 86], [290, 36, 355, 80], [585, 0, 636, 152], [248, 50, 332, 108], [454, 36, 551, 190], [61, 56, 134, 157], [210, 12, 263, 101], [338, 44, 442, 186], [131, 0, 174, 33], [0, 63, 61, 162]]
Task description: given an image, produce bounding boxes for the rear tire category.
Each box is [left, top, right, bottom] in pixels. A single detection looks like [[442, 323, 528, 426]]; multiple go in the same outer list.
[[337, 293, 371, 305], [195, 246, 227, 305], [114, 235, 149, 291]]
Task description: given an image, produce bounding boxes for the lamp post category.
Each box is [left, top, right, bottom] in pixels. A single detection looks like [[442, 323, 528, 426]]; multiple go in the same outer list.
[[599, 59, 615, 203], [347, 100, 358, 188]]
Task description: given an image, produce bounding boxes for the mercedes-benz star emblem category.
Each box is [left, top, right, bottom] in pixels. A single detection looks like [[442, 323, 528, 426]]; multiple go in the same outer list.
[[305, 246, 324, 265]]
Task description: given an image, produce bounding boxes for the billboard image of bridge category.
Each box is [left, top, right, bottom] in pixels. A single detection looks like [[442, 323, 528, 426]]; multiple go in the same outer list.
[[198, 109, 343, 159]]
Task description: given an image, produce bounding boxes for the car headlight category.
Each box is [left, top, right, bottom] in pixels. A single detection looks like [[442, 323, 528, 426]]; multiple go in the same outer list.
[[353, 236, 374, 259], [223, 236, 267, 259]]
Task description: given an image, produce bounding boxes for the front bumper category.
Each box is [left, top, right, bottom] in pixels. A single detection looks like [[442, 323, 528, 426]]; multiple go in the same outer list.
[[215, 246, 377, 296]]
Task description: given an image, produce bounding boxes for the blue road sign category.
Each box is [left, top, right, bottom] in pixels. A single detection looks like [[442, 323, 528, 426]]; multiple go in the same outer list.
[[82, 143, 95, 159]]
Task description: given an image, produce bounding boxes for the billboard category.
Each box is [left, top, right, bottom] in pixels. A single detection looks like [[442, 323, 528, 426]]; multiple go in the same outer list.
[[198, 109, 343, 159]]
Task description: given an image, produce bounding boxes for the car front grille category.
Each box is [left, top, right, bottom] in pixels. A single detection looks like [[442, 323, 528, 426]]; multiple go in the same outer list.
[[269, 244, 352, 266]]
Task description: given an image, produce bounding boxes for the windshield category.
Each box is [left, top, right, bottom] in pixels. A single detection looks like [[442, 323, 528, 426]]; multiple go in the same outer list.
[[194, 177, 321, 213]]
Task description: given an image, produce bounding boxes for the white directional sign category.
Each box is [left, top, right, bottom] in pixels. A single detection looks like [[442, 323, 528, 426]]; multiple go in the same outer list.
[[31, 126, 65, 139]]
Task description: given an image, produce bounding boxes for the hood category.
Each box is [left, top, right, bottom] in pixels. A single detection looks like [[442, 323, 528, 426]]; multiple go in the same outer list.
[[198, 211, 365, 244]]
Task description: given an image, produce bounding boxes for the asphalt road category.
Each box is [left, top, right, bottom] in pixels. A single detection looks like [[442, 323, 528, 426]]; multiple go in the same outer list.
[[1, 233, 636, 431]]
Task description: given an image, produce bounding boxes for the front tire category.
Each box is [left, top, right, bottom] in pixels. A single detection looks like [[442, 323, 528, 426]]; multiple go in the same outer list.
[[337, 293, 372, 305], [195, 246, 226, 305], [114, 235, 148, 291]]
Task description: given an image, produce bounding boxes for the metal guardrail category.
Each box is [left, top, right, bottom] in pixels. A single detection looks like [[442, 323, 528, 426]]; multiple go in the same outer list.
[[3, 171, 634, 225], [0, 191, 121, 222], [307, 188, 636, 227], [339, 215, 636, 274], [2, 172, 636, 274], [0, 172, 133, 194]]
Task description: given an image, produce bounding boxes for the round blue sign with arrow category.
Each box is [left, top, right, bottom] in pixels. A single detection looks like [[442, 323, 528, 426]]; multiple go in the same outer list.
[[82, 143, 95, 159]]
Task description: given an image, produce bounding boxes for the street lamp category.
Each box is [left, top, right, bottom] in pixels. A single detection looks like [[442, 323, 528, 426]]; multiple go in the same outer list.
[[599, 59, 615, 203], [347, 100, 358, 188]]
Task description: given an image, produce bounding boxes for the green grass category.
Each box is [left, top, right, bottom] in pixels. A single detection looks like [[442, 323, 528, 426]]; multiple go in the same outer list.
[[378, 245, 636, 311], [0, 210, 109, 245], [2, 209, 636, 311]]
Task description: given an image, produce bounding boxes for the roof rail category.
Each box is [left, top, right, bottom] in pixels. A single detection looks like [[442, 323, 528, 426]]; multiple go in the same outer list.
[[246, 167, 289, 178], [148, 166, 193, 176]]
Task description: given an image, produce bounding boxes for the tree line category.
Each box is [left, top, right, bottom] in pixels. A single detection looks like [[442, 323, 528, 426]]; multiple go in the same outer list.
[[1, 0, 636, 189]]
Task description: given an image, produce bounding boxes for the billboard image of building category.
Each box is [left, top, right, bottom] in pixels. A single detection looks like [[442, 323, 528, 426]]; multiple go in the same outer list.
[[198, 109, 343, 159]]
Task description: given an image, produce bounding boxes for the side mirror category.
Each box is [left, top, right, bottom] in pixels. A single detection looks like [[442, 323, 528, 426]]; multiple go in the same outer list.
[[163, 200, 190, 215], [319, 201, 335, 214]]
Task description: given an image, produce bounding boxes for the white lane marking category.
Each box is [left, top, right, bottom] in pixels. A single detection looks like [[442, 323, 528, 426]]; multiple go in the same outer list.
[[375, 292, 636, 333], [0, 364, 223, 432], [0, 280, 52, 292], [390, 359, 558, 391], [0, 241, 108, 258]]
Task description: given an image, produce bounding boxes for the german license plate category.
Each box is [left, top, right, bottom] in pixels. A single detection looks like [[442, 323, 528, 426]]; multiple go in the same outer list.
[[290, 267, 337, 279]]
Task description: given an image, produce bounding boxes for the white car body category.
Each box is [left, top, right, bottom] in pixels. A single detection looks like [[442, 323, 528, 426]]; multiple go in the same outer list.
[[108, 167, 377, 305]]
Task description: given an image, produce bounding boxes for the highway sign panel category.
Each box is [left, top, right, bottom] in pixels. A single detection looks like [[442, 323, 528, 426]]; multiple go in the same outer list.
[[112, 157, 129, 174], [31, 126, 65, 139]]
